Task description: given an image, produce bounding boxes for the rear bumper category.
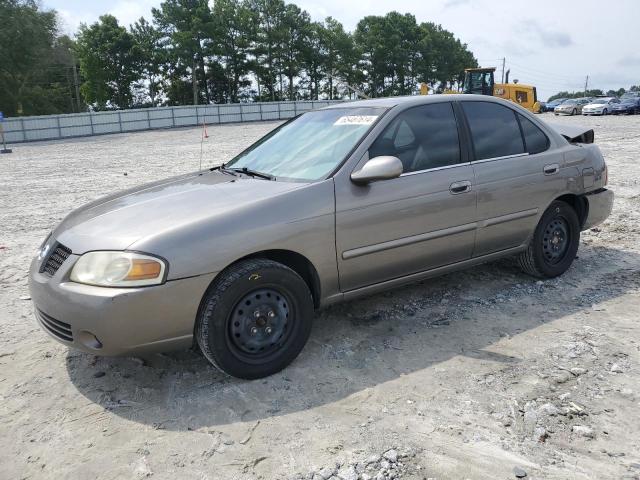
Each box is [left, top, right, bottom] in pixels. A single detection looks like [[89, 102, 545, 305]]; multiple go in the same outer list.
[[29, 254, 216, 356], [583, 188, 614, 230]]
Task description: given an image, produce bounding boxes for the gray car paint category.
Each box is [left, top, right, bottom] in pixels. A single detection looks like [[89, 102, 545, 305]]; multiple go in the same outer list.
[[29, 94, 613, 356]]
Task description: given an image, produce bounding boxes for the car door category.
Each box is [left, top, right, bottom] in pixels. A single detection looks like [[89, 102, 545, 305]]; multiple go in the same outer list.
[[462, 100, 564, 256], [334, 102, 477, 292]]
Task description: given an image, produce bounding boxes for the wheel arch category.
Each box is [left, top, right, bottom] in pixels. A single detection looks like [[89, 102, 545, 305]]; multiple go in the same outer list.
[[205, 249, 322, 310], [554, 193, 588, 228]]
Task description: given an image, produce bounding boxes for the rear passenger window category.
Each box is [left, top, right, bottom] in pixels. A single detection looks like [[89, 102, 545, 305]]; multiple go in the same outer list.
[[369, 103, 461, 173], [462, 102, 524, 160], [518, 114, 549, 154]]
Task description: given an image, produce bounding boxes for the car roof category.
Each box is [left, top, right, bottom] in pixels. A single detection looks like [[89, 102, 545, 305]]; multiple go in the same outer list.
[[321, 94, 512, 110]]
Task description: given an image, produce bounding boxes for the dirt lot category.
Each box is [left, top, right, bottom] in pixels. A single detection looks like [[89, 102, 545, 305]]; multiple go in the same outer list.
[[1, 113, 639, 480]]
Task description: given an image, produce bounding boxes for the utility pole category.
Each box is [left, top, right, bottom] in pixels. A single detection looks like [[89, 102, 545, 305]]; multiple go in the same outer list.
[[501, 57, 506, 83], [72, 63, 81, 113], [584, 75, 589, 97], [192, 56, 198, 106]]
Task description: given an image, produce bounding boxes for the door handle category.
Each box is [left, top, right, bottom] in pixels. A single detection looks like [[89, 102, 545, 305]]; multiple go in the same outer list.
[[544, 164, 559, 175], [450, 180, 472, 194]]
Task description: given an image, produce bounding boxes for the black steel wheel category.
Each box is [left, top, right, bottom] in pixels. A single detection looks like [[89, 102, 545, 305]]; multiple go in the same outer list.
[[196, 259, 314, 379], [541, 217, 570, 265], [228, 288, 292, 359], [518, 201, 580, 278]]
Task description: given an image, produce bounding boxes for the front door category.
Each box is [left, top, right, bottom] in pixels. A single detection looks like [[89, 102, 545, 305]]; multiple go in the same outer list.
[[334, 102, 477, 292]]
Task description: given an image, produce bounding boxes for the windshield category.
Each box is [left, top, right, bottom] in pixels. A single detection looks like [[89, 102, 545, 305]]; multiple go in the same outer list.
[[592, 99, 608, 104], [226, 107, 385, 181], [563, 100, 577, 105]]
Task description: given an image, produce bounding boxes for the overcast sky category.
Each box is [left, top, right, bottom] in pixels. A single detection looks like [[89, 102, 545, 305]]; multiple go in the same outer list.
[[45, 0, 640, 100]]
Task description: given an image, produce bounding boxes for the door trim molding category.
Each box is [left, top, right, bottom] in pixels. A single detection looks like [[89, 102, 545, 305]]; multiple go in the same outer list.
[[337, 245, 526, 301], [479, 208, 539, 228], [342, 222, 477, 260]]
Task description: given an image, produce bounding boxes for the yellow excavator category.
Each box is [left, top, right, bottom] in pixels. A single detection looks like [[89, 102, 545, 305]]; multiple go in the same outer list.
[[461, 67, 542, 113]]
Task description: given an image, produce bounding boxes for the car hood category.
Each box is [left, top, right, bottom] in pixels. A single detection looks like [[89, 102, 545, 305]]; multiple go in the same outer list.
[[52, 170, 306, 253]]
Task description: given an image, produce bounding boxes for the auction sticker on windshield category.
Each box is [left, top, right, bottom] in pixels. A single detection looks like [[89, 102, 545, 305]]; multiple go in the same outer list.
[[334, 115, 378, 125]]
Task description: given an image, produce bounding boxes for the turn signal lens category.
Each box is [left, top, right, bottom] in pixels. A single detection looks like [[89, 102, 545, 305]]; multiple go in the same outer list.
[[70, 251, 166, 287]]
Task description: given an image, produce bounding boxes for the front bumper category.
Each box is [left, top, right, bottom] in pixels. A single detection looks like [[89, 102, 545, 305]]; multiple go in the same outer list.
[[29, 253, 216, 356], [583, 188, 614, 230], [582, 109, 604, 115]]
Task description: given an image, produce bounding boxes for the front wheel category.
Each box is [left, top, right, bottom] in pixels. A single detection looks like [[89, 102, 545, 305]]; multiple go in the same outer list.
[[572, 108, 577, 115], [518, 201, 580, 278], [602, 108, 608, 115], [196, 258, 314, 379]]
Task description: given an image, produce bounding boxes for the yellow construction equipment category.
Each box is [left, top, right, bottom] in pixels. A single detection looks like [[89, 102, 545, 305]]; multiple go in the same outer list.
[[462, 67, 541, 113]]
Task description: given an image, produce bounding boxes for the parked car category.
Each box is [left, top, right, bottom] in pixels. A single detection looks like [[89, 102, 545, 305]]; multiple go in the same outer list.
[[582, 97, 620, 116], [29, 95, 614, 379], [554, 98, 590, 115], [611, 97, 640, 115], [545, 98, 567, 112]]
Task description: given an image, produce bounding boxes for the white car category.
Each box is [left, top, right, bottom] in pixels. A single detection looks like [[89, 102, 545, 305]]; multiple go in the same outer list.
[[582, 97, 619, 116]]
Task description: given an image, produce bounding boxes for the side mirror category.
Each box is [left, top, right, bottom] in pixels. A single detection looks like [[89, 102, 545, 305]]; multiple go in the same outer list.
[[350, 156, 403, 185]]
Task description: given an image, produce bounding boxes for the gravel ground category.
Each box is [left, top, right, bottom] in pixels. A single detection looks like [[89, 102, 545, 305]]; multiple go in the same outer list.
[[1, 114, 639, 480]]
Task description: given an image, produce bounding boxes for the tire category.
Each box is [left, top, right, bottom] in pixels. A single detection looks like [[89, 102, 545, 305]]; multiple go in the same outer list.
[[572, 108, 577, 116], [518, 201, 580, 279], [195, 258, 314, 379], [602, 108, 608, 115]]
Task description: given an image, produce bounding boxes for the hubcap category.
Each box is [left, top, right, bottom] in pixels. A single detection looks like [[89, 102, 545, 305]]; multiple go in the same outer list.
[[229, 288, 290, 356], [542, 217, 570, 264]]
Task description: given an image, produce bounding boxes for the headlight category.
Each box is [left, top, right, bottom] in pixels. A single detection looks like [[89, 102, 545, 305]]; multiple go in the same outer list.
[[70, 251, 167, 287]]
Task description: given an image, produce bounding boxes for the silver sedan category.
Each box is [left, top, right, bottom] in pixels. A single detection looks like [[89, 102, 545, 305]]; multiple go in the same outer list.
[[30, 95, 614, 379]]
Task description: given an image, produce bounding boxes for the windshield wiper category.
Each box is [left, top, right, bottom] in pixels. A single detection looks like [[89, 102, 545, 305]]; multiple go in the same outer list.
[[229, 167, 276, 181], [211, 162, 239, 176]]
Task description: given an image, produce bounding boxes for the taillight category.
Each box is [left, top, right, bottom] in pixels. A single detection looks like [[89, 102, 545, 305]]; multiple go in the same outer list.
[[604, 164, 608, 185]]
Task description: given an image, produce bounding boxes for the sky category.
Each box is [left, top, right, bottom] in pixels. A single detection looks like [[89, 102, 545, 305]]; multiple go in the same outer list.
[[44, 0, 640, 101]]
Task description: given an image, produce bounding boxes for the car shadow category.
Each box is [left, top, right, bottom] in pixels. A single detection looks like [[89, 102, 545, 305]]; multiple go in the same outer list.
[[65, 244, 640, 430]]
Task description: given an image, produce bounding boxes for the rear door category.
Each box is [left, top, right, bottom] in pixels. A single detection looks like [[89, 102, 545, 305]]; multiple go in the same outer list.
[[461, 101, 563, 256]]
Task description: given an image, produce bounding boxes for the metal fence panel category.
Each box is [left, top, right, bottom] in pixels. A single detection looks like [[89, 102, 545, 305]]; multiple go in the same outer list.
[[1, 100, 345, 144]]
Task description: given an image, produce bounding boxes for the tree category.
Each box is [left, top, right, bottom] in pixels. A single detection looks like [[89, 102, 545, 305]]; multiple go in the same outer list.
[[131, 17, 164, 106], [212, 0, 255, 102], [250, 0, 287, 101], [280, 4, 310, 100], [76, 15, 139, 109], [0, 0, 78, 116], [152, 0, 214, 105], [317, 17, 354, 100]]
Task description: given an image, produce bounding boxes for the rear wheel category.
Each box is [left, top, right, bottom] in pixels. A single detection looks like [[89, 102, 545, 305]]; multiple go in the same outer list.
[[518, 201, 580, 278], [602, 108, 608, 115], [196, 258, 314, 379], [572, 108, 577, 115]]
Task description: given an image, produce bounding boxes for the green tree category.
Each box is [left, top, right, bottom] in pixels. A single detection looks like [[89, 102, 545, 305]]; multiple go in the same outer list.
[[76, 15, 139, 109], [250, 0, 287, 101], [0, 0, 78, 116], [212, 0, 255, 102], [131, 17, 164, 106], [317, 17, 354, 100], [152, 0, 214, 104], [280, 3, 310, 100]]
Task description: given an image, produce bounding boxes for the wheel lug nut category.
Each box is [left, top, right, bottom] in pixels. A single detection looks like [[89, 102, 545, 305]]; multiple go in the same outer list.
[[250, 326, 259, 335], [265, 326, 273, 335], [253, 310, 261, 318], [268, 310, 275, 318]]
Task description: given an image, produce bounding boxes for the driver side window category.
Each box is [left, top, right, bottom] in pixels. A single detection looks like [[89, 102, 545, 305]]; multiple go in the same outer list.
[[368, 103, 461, 174]]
